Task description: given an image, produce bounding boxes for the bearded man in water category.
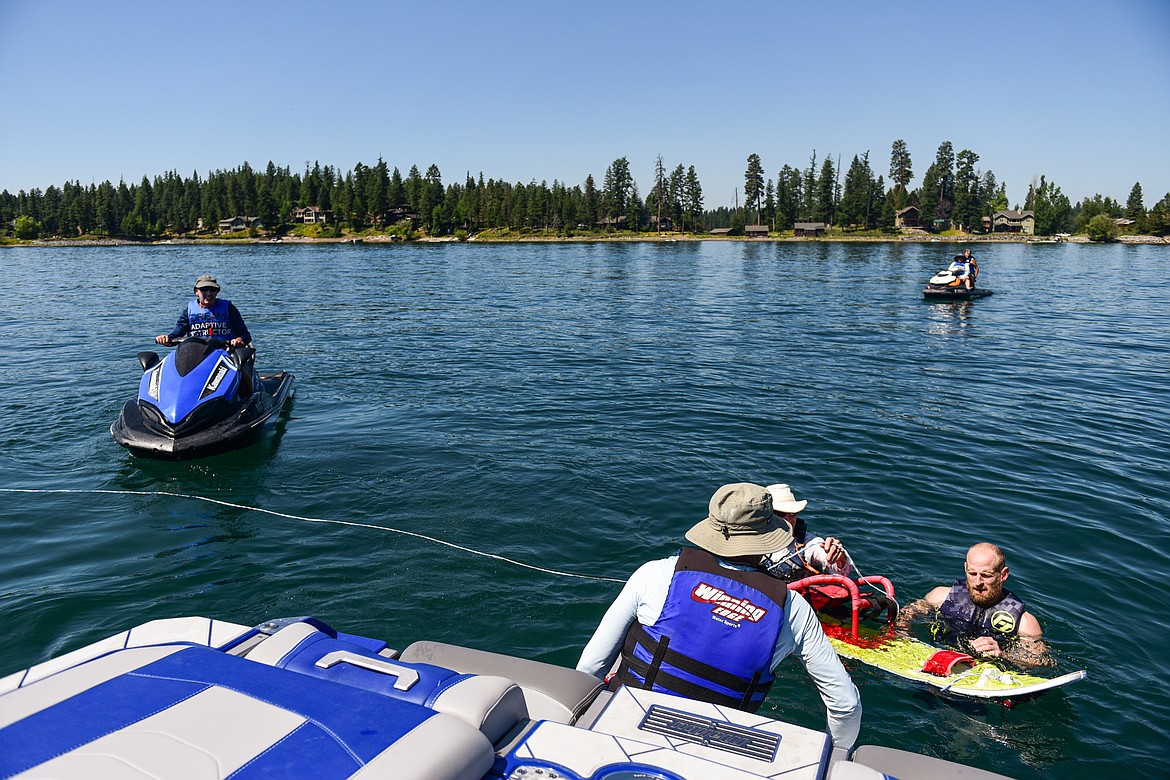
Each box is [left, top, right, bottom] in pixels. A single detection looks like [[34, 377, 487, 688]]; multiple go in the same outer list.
[[902, 542, 1051, 666]]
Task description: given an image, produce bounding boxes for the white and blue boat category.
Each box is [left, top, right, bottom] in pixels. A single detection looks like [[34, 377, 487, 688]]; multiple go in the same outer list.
[[0, 615, 1016, 779]]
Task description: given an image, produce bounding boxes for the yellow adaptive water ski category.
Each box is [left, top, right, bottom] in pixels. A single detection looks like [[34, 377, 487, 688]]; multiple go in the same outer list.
[[820, 620, 1086, 700]]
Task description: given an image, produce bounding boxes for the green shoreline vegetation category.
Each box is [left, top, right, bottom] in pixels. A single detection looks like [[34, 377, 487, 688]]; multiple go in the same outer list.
[[3, 140, 1169, 245]]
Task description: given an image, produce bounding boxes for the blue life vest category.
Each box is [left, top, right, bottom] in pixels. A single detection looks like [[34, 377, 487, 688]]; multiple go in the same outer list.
[[614, 548, 788, 711], [938, 580, 1027, 641], [186, 299, 235, 341]]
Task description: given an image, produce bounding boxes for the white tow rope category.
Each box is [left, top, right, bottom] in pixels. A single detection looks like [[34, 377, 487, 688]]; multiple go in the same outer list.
[[0, 487, 626, 584]]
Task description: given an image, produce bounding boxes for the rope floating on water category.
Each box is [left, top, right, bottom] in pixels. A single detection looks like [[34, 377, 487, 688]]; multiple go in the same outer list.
[[0, 487, 626, 584]]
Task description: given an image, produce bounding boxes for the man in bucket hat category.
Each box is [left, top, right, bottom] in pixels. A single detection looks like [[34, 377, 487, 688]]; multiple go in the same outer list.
[[156, 274, 252, 348], [577, 482, 861, 750]]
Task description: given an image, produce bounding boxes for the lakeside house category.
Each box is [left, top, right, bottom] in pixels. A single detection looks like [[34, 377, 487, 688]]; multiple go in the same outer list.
[[745, 225, 769, 238], [709, 227, 733, 236], [596, 216, 629, 230], [895, 206, 920, 228], [985, 210, 1036, 234], [217, 216, 262, 233], [292, 206, 332, 224], [793, 222, 827, 237], [384, 205, 421, 226]]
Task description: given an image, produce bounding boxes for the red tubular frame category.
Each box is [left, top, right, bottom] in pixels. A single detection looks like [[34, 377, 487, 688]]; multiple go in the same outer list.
[[787, 575, 896, 639]]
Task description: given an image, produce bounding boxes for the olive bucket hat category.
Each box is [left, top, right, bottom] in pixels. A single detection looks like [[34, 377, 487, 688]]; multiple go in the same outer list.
[[194, 274, 220, 291], [685, 482, 794, 557]]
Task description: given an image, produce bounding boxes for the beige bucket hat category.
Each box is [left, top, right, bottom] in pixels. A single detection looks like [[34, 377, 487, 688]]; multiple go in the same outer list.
[[685, 482, 794, 557]]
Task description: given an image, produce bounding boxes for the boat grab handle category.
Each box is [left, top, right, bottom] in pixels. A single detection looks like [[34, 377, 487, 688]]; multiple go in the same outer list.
[[314, 650, 420, 691]]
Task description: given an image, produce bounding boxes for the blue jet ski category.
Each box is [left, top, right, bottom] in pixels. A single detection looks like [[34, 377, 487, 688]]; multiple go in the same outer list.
[[111, 337, 294, 459]]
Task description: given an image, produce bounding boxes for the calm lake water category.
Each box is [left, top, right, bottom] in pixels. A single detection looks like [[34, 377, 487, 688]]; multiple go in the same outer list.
[[1, 240, 1167, 778]]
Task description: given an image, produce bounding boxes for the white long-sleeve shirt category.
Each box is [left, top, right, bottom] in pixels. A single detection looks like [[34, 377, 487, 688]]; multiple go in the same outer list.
[[576, 554, 862, 750]]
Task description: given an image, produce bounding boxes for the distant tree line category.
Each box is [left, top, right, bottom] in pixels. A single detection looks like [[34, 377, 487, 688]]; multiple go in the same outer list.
[[3, 143, 1168, 239], [0, 157, 704, 240], [738, 140, 1170, 237]]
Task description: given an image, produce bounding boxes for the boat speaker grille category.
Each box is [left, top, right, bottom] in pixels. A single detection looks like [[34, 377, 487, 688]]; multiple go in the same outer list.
[[636, 704, 780, 761]]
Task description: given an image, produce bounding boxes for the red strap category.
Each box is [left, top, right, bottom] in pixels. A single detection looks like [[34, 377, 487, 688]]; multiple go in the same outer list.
[[922, 649, 975, 676]]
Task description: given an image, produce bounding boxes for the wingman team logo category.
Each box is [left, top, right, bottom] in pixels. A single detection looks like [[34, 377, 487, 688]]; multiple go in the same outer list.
[[990, 609, 1017, 634], [691, 582, 768, 623]]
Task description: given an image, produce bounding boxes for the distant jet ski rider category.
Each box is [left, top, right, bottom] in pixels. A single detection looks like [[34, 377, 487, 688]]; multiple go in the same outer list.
[[946, 249, 978, 290], [156, 274, 251, 348]]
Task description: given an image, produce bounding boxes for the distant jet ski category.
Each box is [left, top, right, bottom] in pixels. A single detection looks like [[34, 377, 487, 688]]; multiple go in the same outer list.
[[923, 266, 993, 299], [111, 337, 294, 459]]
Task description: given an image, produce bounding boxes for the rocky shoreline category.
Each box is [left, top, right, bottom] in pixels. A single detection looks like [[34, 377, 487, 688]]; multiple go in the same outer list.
[[5, 233, 1167, 248]]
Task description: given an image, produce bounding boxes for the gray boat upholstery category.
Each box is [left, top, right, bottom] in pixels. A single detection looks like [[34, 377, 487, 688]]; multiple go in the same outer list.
[[850, 745, 1017, 779], [246, 621, 529, 744], [827, 762, 906, 779], [399, 639, 604, 725], [0, 644, 494, 780]]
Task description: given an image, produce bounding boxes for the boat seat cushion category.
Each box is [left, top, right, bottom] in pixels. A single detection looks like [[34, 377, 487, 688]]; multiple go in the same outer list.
[[247, 622, 528, 743], [399, 640, 604, 725], [0, 645, 493, 780], [849, 745, 1017, 780]]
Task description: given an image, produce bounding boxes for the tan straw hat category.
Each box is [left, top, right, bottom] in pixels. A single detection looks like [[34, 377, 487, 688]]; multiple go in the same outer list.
[[765, 483, 808, 514], [685, 482, 794, 557]]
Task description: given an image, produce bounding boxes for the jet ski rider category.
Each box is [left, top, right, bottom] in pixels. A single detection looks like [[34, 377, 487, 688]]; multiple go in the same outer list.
[[156, 274, 251, 348], [947, 249, 978, 290], [156, 274, 254, 392]]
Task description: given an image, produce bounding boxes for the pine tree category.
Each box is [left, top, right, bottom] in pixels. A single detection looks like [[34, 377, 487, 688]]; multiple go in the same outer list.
[[814, 157, 836, 224], [953, 149, 981, 232], [775, 165, 801, 230], [889, 139, 913, 210], [684, 166, 702, 232], [367, 158, 390, 228], [917, 141, 955, 229], [583, 174, 598, 227], [667, 164, 684, 231], [388, 167, 405, 208], [744, 154, 764, 224], [654, 155, 668, 230], [838, 153, 875, 228], [1026, 175, 1072, 235], [1146, 192, 1170, 236], [405, 165, 423, 213], [602, 157, 632, 222], [1126, 182, 1144, 220]]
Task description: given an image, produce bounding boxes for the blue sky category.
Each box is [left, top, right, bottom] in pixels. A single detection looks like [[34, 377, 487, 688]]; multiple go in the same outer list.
[[1, 0, 1167, 209]]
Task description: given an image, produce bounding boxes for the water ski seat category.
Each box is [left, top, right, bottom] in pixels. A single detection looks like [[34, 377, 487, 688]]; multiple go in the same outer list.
[[788, 574, 897, 639], [244, 620, 528, 743]]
